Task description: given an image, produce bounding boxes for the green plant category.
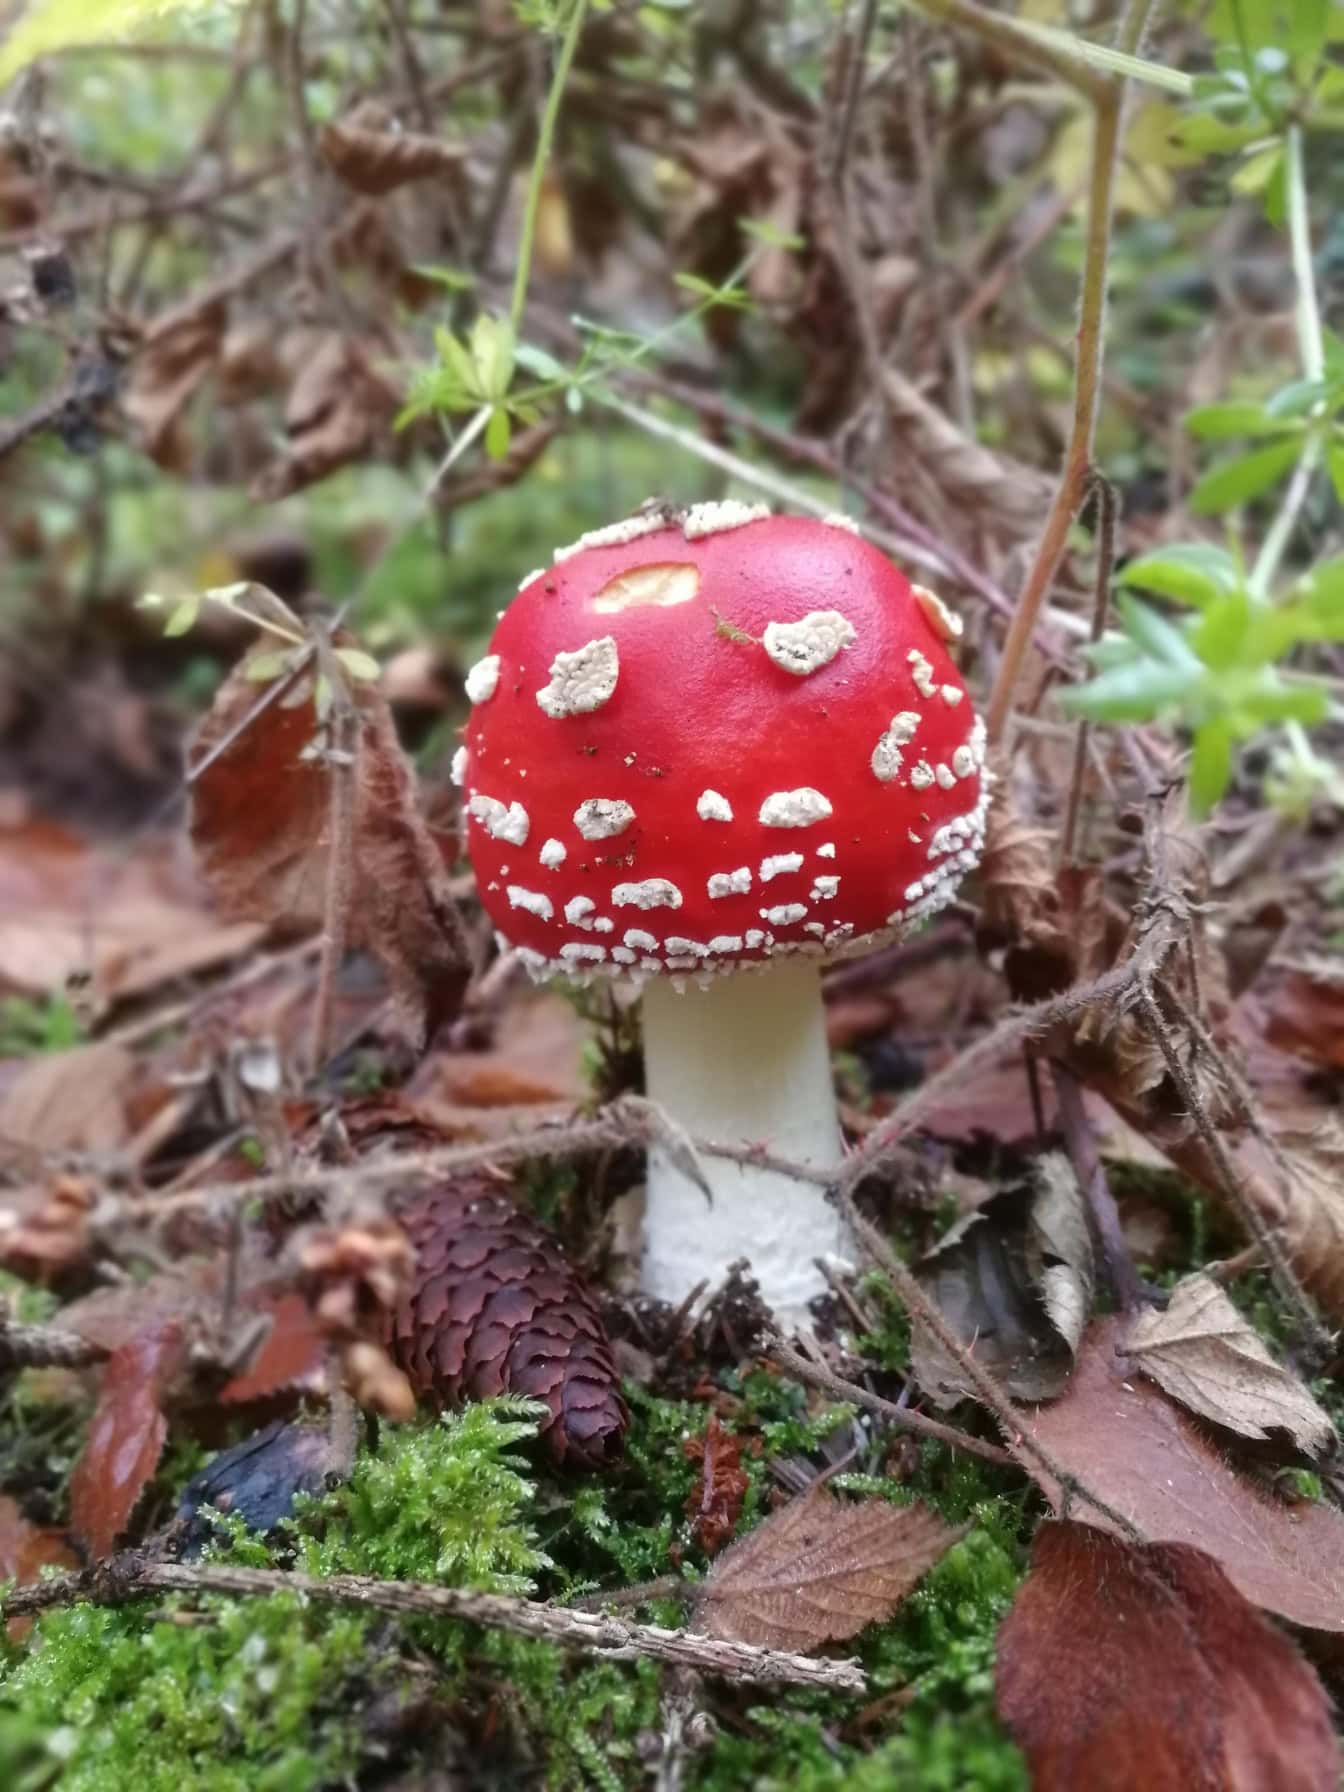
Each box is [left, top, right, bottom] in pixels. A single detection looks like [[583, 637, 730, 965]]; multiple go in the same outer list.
[[1066, 4, 1344, 812], [0, 995, 85, 1056]]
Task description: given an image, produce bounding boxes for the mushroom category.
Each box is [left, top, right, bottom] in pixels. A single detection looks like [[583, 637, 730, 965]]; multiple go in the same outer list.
[[456, 502, 988, 1320]]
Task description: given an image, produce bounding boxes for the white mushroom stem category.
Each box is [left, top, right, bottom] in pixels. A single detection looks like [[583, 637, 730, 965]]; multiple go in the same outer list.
[[640, 959, 849, 1323]]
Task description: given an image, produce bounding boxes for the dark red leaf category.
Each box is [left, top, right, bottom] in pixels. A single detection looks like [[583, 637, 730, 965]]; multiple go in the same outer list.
[[997, 1521, 1340, 1792], [69, 1323, 186, 1560]]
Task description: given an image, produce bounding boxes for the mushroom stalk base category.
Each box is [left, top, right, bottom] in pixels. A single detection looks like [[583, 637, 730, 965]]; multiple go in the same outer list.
[[640, 960, 848, 1322]]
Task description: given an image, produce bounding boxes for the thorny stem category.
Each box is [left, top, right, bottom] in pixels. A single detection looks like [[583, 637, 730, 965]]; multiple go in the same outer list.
[[509, 0, 590, 331], [1, 1560, 866, 1694], [985, 0, 1159, 743], [1249, 124, 1325, 600]]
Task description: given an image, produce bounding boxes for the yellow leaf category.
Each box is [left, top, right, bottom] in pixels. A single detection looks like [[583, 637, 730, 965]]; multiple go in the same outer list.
[[0, 0, 243, 87]]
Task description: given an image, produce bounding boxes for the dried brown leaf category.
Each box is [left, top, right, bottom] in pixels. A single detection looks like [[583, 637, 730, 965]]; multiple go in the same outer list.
[[997, 1520, 1340, 1792], [319, 118, 466, 195], [189, 647, 466, 1044], [0, 1041, 136, 1153], [0, 1494, 78, 1639], [684, 1415, 750, 1556], [70, 1323, 185, 1560], [123, 299, 226, 466], [1018, 1317, 1344, 1632], [912, 1158, 1092, 1409], [694, 1484, 961, 1651], [252, 334, 398, 501], [1123, 1273, 1333, 1456], [1264, 962, 1344, 1071]]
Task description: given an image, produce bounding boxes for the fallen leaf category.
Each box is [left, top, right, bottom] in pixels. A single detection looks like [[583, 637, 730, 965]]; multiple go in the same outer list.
[[1263, 961, 1344, 1071], [0, 1494, 78, 1639], [320, 115, 466, 195], [0, 1041, 137, 1153], [1017, 1317, 1344, 1632], [997, 1520, 1340, 1792], [684, 1415, 750, 1556], [70, 1323, 186, 1560], [1026, 1152, 1094, 1357], [0, 816, 256, 1007], [218, 1292, 330, 1406], [1123, 1273, 1333, 1456], [694, 1484, 961, 1651], [122, 298, 226, 467], [912, 1155, 1092, 1408], [189, 638, 467, 1045]]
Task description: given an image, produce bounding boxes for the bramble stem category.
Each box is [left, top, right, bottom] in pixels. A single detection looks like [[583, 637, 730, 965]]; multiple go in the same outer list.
[[510, 0, 589, 331]]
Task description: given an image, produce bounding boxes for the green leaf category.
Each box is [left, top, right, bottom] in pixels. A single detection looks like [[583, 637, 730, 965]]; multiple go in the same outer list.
[[1173, 111, 1261, 154], [1229, 142, 1283, 199], [1189, 439, 1301, 513], [412, 263, 477, 293], [1238, 682, 1330, 725], [334, 648, 380, 682], [1263, 378, 1329, 419], [485, 404, 512, 460], [739, 215, 806, 252], [163, 594, 201, 638], [1192, 589, 1252, 668], [513, 342, 569, 382], [1063, 661, 1202, 722], [1184, 401, 1285, 440], [1115, 593, 1203, 670], [243, 650, 294, 683], [470, 314, 516, 400], [1327, 440, 1344, 503], [1118, 543, 1241, 608], [1188, 720, 1235, 812]]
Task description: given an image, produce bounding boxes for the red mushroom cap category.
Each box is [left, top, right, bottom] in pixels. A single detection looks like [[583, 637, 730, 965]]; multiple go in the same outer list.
[[456, 504, 987, 980]]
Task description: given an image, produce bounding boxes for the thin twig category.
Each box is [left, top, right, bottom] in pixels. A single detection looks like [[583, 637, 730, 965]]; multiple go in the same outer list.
[[985, 0, 1159, 741], [768, 1337, 1017, 1469], [832, 1188, 1143, 1539], [1049, 1060, 1142, 1312], [2, 1559, 866, 1693], [1060, 472, 1118, 865]]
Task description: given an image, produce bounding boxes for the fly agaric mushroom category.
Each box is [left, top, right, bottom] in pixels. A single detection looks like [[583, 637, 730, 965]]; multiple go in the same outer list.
[[455, 503, 987, 1319]]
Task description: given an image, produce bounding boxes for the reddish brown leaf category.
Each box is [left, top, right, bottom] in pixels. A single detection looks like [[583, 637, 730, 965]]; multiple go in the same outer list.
[[70, 1324, 186, 1560], [122, 299, 226, 466], [189, 646, 466, 1044], [684, 1415, 750, 1556], [1017, 1317, 1344, 1632], [1263, 963, 1344, 1070], [219, 1292, 329, 1406], [997, 1521, 1340, 1792], [0, 1494, 78, 1639], [694, 1484, 961, 1651], [389, 1175, 628, 1469]]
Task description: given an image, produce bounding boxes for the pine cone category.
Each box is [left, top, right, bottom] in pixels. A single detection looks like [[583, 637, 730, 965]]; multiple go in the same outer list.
[[389, 1177, 628, 1470]]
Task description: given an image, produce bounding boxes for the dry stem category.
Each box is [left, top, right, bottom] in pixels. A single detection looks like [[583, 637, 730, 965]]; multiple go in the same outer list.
[[1, 1558, 865, 1693]]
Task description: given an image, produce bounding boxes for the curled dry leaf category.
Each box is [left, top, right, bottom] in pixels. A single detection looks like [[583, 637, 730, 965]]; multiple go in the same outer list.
[[319, 116, 466, 195], [122, 297, 226, 466], [694, 1483, 961, 1652], [70, 1323, 186, 1561], [997, 1520, 1340, 1792], [1123, 1272, 1334, 1457], [390, 1175, 629, 1470], [189, 637, 467, 1045], [252, 334, 399, 501], [912, 1155, 1093, 1409], [684, 1415, 751, 1556], [1016, 1317, 1344, 1633]]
